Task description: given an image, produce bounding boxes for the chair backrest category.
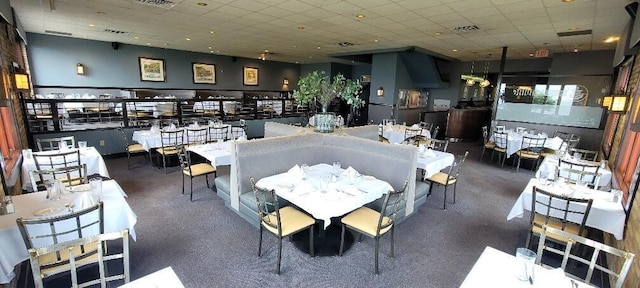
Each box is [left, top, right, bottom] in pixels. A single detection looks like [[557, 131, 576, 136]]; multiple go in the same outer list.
[[558, 158, 600, 174], [17, 202, 104, 250], [567, 134, 580, 149], [382, 119, 396, 125], [493, 131, 508, 149], [429, 139, 449, 152], [230, 125, 247, 140], [36, 136, 76, 151], [31, 164, 88, 190], [250, 177, 283, 236], [177, 145, 192, 173], [495, 125, 506, 133], [482, 126, 490, 143], [445, 151, 469, 182], [553, 131, 572, 142], [377, 125, 383, 136], [567, 148, 598, 161], [516, 127, 527, 134], [521, 135, 546, 155], [376, 180, 408, 237], [160, 129, 184, 148], [34, 149, 81, 171], [556, 166, 602, 190], [419, 122, 434, 132], [404, 127, 422, 143], [432, 126, 440, 139], [208, 126, 229, 142], [535, 225, 635, 288], [28, 229, 130, 288], [185, 127, 208, 145], [530, 186, 592, 237]]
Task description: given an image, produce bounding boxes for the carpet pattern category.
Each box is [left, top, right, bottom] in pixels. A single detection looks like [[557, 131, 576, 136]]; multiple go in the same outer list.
[[106, 141, 535, 288]]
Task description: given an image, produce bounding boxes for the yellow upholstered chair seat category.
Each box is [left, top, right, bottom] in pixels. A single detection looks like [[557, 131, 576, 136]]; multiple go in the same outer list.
[[493, 147, 506, 153], [484, 141, 495, 149], [531, 214, 581, 243], [340, 207, 392, 236], [37, 242, 99, 278], [426, 172, 457, 186], [127, 143, 145, 153], [262, 206, 316, 237], [516, 150, 540, 159], [183, 163, 216, 177], [156, 147, 178, 155]]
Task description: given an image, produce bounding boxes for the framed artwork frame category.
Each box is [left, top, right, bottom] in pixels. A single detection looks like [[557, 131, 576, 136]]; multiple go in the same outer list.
[[192, 63, 216, 84], [408, 90, 421, 108], [138, 57, 166, 82], [243, 67, 258, 86], [397, 89, 408, 108]]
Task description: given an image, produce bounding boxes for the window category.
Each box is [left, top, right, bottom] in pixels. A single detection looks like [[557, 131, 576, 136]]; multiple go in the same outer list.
[[602, 114, 619, 157], [0, 104, 21, 179]]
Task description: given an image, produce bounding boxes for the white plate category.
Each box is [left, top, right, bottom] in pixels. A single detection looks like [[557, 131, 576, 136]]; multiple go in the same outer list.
[[33, 206, 65, 217]]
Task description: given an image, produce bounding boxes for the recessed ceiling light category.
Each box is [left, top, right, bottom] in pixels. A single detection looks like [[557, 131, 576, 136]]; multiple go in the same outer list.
[[295, 61, 299, 64], [297, 26, 305, 30], [83, 35, 87, 38], [265, 49, 269, 53], [96, 11, 106, 15], [88, 24, 95, 27], [186, 38, 191, 41], [356, 14, 365, 18], [317, 46, 321, 49], [568, 27, 578, 31], [208, 46, 212, 49], [216, 50, 220, 53], [562, 0, 574, 2], [435, 32, 442, 36], [543, 42, 550, 45], [293, 45, 297, 48], [373, 39, 379, 42], [209, 31, 215, 34], [197, 2, 207, 6], [529, 53, 534, 57], [209, 50, 214, 53], [604, 36, 620, 43], [134, 36, 139, 39], [452, 49, 458, 52], [309, 56, 313, 58], [146, 42, 151, 45]]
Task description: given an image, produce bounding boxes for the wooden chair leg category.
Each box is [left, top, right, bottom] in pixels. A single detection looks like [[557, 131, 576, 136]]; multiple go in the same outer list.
[[277, 237, 283, 274], [375, 238, 380, 274], [339, 225, 345, 256], [181, 173, 185, 195], [190, 176, 194, 202], [443, 185, 447, 210], [309, 226, 314, 257], [258, 226, 263, 257], [390, 227, 395, 257]]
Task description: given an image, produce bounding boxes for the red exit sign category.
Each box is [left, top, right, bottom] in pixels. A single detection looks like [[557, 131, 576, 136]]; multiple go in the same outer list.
[[534, 49, 550, 58]]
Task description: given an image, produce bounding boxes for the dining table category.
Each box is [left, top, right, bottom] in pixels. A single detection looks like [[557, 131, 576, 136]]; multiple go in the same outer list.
[[506, 178, 626, 240], [21, 147, 110, 192], [0, 179, 137, 284], [381, 124, 431, 144], [415, 149, 455, 180], [535, 155, 612, 189], [186, 140, 233, 166], [492, 131, 564, 158], [460, 246, 596, 287], [132, 124, 244, 151], [119, 266, 185, 288]]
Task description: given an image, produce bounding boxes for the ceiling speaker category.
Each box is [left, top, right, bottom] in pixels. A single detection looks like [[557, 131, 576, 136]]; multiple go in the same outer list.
[[626, 2, 638, 18], [111, 42, 120, 50]]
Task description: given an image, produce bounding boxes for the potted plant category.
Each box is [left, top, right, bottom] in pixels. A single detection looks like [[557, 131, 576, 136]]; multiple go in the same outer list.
[[293, 71, 364, 132]]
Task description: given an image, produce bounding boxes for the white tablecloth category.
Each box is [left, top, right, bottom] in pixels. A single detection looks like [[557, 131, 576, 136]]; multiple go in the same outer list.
[[535, 155, 611, 189], [186, 141, 233, 166], [0, 180, 137, 284], [506, 178, 625, 240], [492, 132, 564, 158], [460, 246, 596, 288], [416, 149, 455, 179], [382, 124, 431, 144], [132, 125, 244, 151], [120, 266, 185, 288], [256, 163, 393, 229], [21, 147, 110, 192]]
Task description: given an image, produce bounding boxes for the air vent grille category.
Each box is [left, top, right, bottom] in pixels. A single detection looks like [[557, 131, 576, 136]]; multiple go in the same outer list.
[[45, 30, 72, 36], [132, 0, 176, 9], [104, 29, 130, 35], [452, 25, 480, 33], [337, 42, 354, 47], [557, 30, 592, 37]]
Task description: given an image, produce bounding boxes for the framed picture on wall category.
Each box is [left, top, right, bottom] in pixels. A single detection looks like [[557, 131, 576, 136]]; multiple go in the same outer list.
[[408, 90, 420, 108], [243, 67, 258, 85], [192, 63, 216, 84], [397, 89, 408, 108], [139, 57, 166, 82]]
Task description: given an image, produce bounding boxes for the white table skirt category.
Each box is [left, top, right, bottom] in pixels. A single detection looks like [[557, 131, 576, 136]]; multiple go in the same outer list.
[[382, 125, 431, 144], [0, 180, 137, 284], [120, 266, 185, 288], [460, 246, 596, 288], [492, 133, 563, 158], [506, 178, 625, 240], [256, 163, 393, 229], [133, 125, 244, 151], [21, 147, 110, 192], [535, 155, 612, 189], [416, 150, 455, 179], [186, 141, 233, 166]]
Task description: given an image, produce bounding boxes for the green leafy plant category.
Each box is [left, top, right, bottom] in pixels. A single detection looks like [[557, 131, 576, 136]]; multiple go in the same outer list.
[[293, 71, 364, 110]]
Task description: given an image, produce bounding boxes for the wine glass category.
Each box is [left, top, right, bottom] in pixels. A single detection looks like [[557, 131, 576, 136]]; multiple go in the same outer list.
[[332, 162, 341, 175]]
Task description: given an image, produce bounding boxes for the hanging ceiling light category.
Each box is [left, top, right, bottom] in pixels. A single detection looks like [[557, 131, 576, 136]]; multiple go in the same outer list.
[[479, 57, 491, 88], [462, 52, 479, 86]]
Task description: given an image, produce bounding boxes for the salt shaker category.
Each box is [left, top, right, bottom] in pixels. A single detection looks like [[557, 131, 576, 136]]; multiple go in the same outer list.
[[600, 160, 608, 169], [4, 195, 14, 214]]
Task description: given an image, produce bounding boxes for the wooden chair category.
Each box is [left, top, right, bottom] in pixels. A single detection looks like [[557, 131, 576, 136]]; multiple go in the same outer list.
[[418, 122, 434, 133], [208, 125, 229, 143], [118, 126, 148, 169], [31, 164, 88, 192], [491, 131, 508, 167], [536, 225, 635, 288], [425, 151, 468, 210], [480, 125, 495, 161], [403, 127, 422, 144], [36, 136, 76, 151], [567, 134, 580, 150], [339, 180, 408, 274], [155, 129, 184, 173], [525, 186, 592, 250], [429, 139, 449, 152], [27, 230, 130, 288], [230, 124, 247, 140], [431, 126, 440, 139], [513, 135, 546, 173], [250, 177, 315, 274], [177, 145, 216, 201], [556, 167, 602, 190], [185, 126, 208, 145]]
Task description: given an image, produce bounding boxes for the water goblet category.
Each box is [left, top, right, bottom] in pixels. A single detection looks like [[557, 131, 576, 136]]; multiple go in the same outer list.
[[332, 162, 341, 175], [301, 164, 309, 179], [515, 248, 536, 282], [89, 178, 103, 202]]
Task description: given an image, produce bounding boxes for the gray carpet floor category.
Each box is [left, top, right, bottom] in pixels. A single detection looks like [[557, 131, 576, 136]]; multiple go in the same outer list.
[[108, 141, 536, 288]]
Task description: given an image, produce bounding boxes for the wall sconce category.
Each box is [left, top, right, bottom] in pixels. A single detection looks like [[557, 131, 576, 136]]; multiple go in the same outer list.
[[377, 87, 384, 97], [601, 95, 612, 108], [76, 63, 85, 75], [609, 95, 629, 113], [283, 78, 289, 85], [14, 73, 29, 90]]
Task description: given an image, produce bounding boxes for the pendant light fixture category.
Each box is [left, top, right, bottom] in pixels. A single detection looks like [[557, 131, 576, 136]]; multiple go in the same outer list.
[[465, 54, 476, 87], [479, 56, 491, 88]]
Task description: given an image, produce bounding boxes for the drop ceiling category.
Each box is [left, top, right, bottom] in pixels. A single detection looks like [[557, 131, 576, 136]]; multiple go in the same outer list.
[[9, 0, 634, 63]]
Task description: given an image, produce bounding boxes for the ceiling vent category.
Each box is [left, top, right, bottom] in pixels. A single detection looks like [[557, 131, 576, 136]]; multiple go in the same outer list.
[[104, 28, 130, 35], [132, 0, 176, 9], [452, 25, 480, 33], [44, 30, 72, 36], [557, 30, 592, 37], [337, 42, 354, 47]]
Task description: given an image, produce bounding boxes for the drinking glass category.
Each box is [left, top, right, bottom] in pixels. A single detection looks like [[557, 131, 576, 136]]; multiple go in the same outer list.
[[23, 149, 32, 159], [301, 164, 309, 179], [515, 248, 536, 281], [45, 179, 58, 200], [320, 173, 331, 193], [332, 161, 341, 175], [89, 178, 103, 202], [77, 141, 88, 149]]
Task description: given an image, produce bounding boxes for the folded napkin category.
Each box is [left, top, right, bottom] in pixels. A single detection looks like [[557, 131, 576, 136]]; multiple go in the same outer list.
[[421, 148, 436, 157], [288, 165, 304, 180], [150, 125, 159, 133], [73, 191, 97, 211], [341, 166, 360, 178], [411, 124, 420, 129], [235, 135, 248, 142]]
